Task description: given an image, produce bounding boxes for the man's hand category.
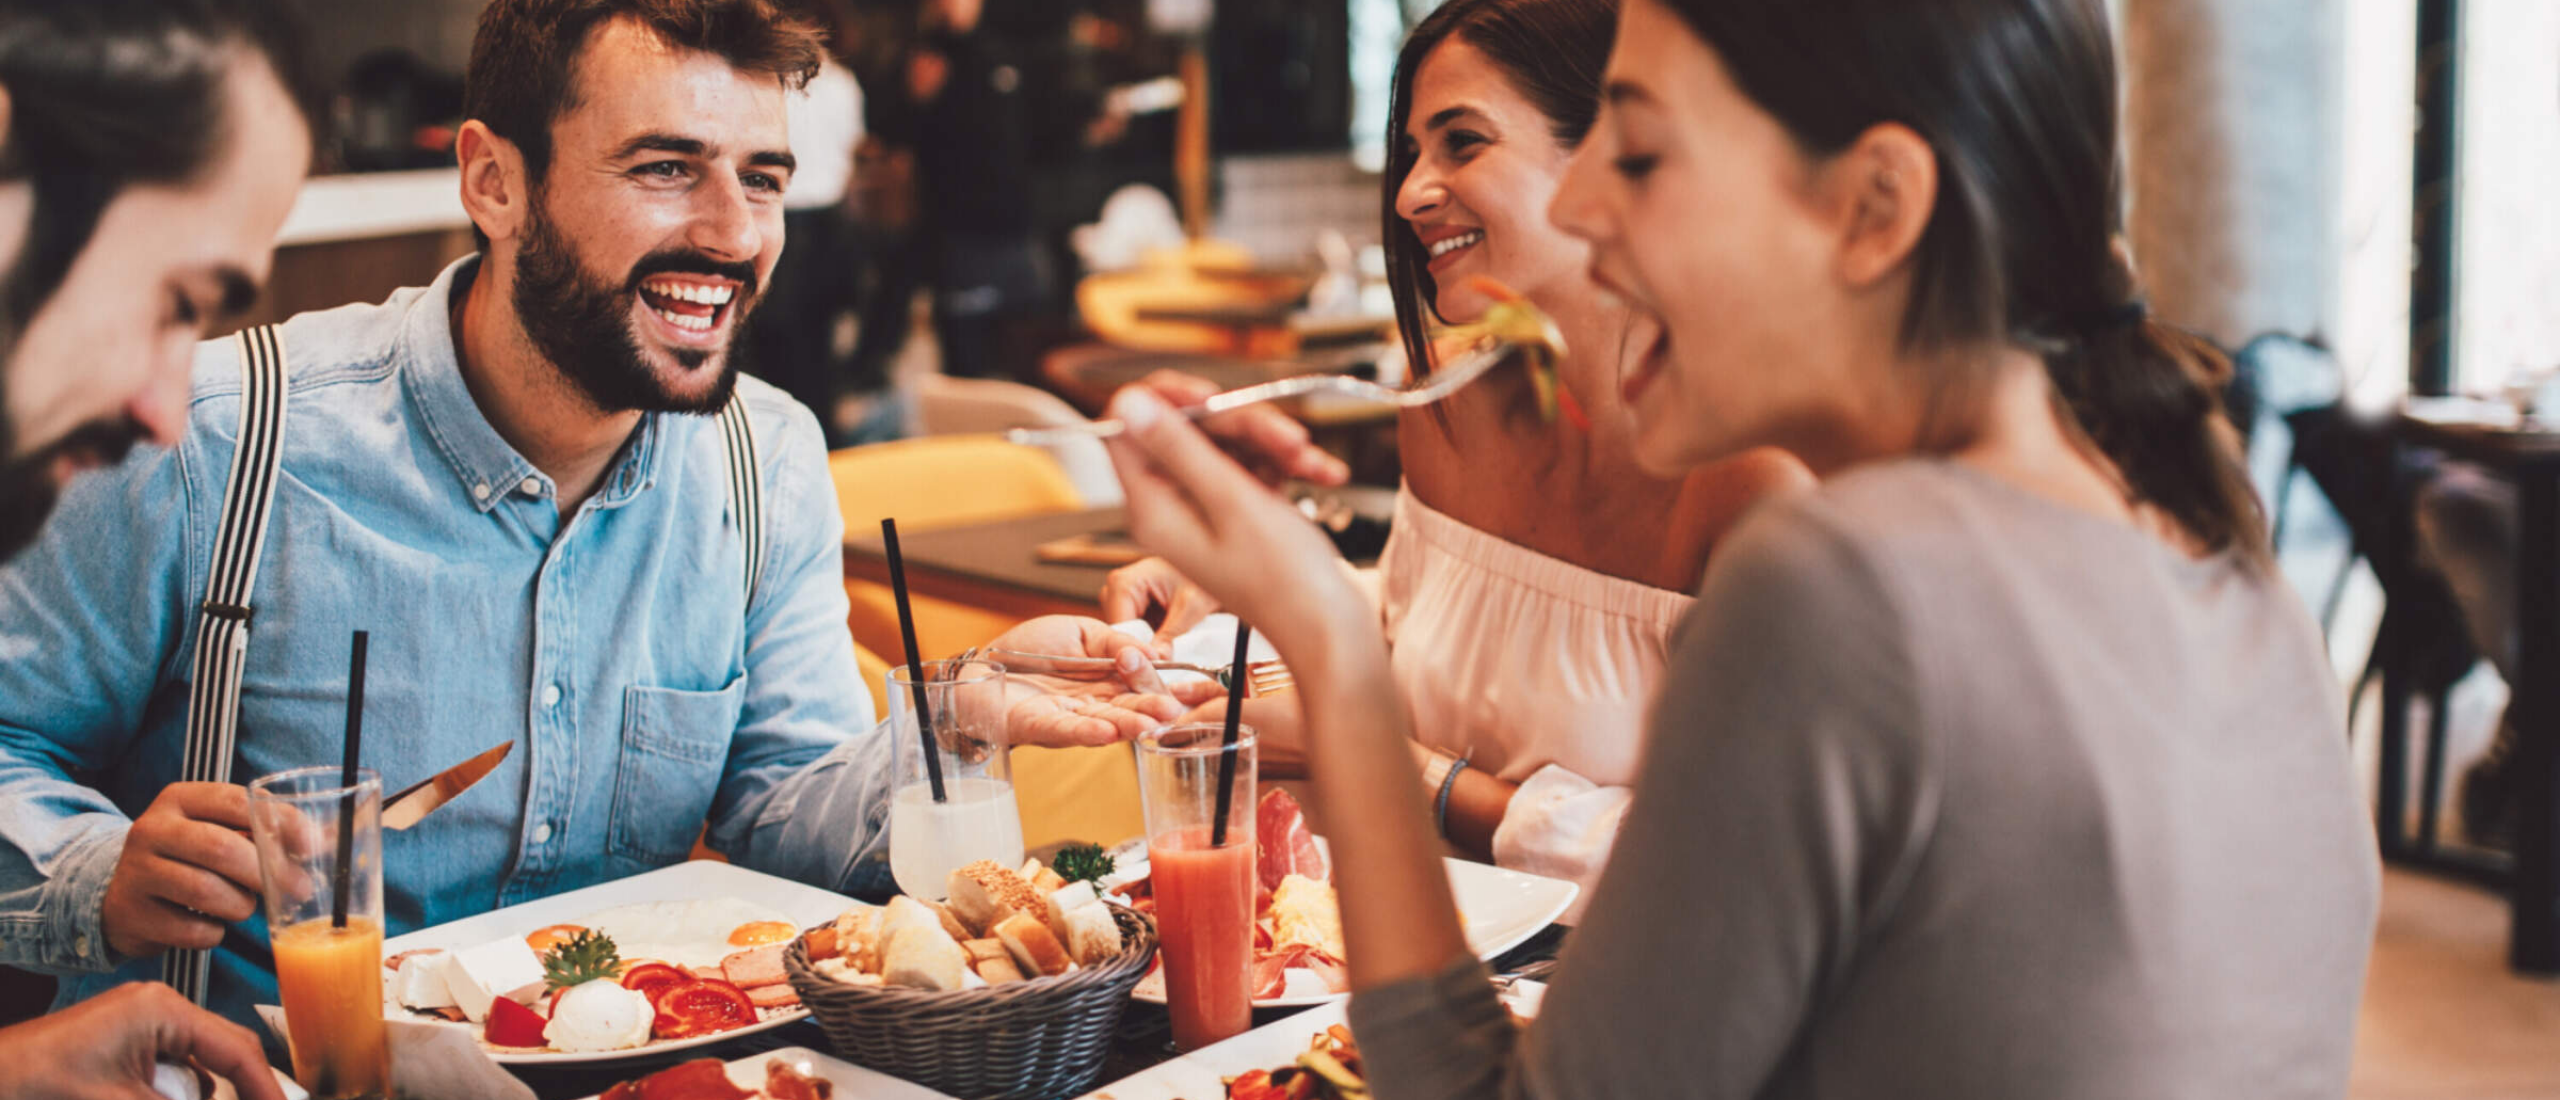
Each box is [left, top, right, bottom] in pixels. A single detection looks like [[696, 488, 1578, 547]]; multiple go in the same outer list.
[[1099, 557, 1219, 637], [100, 784, 261, 960], [0, 982, 286, 1100]]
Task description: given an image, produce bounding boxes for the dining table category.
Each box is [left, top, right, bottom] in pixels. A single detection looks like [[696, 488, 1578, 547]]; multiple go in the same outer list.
[[843, 507, 1131, 622]]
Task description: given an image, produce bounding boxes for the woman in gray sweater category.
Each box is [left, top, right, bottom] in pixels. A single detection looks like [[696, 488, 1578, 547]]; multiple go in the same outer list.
[[1096, 0, 2379, 1095]]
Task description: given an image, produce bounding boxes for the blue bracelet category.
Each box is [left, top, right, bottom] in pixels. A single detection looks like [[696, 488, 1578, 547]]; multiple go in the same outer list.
[[1433, 755, 1471, 838]]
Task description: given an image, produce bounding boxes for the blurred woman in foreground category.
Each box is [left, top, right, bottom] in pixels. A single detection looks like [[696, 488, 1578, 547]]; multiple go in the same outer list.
[[1101, 0, 2376, 1095]]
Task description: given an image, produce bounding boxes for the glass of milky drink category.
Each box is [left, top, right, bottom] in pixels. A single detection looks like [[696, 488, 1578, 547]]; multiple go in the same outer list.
[[887, 659, 1026, 899], [248, 766, 390, 1100]]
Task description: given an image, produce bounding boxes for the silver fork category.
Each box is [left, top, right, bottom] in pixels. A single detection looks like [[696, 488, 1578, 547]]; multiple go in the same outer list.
[[990, 649, 1294, 696], [1002, 334, 1539, 447]]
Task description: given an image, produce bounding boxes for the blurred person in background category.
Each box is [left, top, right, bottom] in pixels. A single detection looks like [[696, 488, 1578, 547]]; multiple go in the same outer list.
[[850, 0, 1049, 383], [1101, 0, 1810, 908], [745, 0, 869, 443]]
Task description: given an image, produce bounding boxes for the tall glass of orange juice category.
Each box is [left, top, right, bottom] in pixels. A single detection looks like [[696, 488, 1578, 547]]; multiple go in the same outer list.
[[249, 766, 390, 1100], [1135, 724, 1258, 1051]]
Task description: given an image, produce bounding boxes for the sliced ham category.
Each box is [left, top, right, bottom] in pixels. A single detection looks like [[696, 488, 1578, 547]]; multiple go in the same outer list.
[[688, 966, 726, 981], [1255, 788, 1327, 892], [745, 983, 800, 1009], [720, 944, 788, 989], [382, 947, 444, 973]]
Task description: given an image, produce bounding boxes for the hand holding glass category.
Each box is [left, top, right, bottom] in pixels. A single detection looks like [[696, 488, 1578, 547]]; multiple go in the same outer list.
[[888, 659, 1026, 899], [248, 766, 389, 1100]]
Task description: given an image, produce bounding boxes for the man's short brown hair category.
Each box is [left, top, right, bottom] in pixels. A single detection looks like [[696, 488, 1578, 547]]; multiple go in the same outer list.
[[465, 0, 822, 185]]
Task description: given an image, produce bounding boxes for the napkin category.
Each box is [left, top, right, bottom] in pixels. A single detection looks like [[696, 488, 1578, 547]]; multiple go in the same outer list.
[[255, 1006, 537, 1100], [1111, 613, 1281, 691]]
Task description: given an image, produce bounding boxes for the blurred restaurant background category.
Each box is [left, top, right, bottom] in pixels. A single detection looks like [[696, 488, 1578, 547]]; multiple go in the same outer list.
[[9, 0, 2560, 1094]]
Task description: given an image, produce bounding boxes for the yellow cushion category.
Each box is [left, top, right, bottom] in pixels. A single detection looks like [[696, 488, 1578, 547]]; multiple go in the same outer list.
[[828, 436, 1140, 848]]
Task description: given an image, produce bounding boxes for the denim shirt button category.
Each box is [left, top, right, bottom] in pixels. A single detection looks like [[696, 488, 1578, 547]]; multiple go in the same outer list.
[[471, 482, 491, 502], [73, 933, 89, 958], [520, 477, 542, 496], [531, 822, 554, 845], [542, 684, 562, 708]]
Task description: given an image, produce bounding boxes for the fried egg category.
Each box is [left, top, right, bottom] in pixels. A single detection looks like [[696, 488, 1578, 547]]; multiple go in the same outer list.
[[578, 897, 795, 971]]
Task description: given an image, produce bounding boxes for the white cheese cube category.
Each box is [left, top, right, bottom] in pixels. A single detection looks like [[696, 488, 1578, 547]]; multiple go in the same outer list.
[[394, 951, 456, 1010], [439, 938, 546, 1023]]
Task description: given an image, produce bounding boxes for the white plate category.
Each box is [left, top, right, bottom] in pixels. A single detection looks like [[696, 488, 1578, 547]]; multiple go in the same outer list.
[[576, 1045, 955, 1099], [1081, 981, 1545, 1099], [378, 861, 861, 1066], [1115, 848, 1576, 1008]]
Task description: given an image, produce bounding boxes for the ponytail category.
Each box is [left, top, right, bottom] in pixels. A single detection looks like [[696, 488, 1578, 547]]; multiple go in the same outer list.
[[2042, 309, 2268, 566]]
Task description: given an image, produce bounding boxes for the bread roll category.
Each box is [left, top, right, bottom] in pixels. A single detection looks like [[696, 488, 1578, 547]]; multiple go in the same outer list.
[[814, 957, 883, 986], [1043, 880, 1099, 942], [879, 896, 941, 945], [1022, 862, 1068, 898], [804, 925, 840, 962], [923, 897, 974, 942], [994, 911, 1074, 978], [882, 925, 966, 991], [975, 955, 1025, 984], [947, 860, 1041, 934], [836, 908, 883, 973], [1061, 900, 1125, 966], [960, 937, 1010, 965]]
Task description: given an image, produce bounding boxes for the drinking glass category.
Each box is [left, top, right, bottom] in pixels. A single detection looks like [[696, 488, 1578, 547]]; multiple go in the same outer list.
[[1135, 723, 1258, 1051], [887, 659, 1025, 898], [248, 766, 390, 1100]]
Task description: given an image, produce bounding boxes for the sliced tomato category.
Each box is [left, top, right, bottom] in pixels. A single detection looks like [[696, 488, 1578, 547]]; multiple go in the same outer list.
[[484, 996, 549, 1048], [650, 978, 757, 1040], [620, 961, 692, 1005]]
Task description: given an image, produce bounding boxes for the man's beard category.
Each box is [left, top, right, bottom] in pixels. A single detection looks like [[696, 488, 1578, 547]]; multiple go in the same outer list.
[[0, 416, 145, 562], [509, 198, 761, 415]]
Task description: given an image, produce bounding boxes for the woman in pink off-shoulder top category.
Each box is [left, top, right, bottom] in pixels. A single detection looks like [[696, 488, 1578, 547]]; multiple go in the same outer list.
[[1102, 0, 1807, 913]]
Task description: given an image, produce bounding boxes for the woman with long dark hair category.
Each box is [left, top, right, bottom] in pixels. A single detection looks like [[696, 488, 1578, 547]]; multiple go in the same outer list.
[[1104, 0, 1805, 902], [1098, 0, 2376, 1094]]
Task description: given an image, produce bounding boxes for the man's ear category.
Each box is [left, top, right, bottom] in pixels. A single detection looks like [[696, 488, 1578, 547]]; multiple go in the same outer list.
[[455, 120, 530, 245], [1825, 121, 1937, 290]]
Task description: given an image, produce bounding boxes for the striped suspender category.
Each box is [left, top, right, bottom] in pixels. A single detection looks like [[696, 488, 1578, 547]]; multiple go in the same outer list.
[[155, 346, 759, 1007], [164, 325, 289, 1005], [717, 395, 764, 600]]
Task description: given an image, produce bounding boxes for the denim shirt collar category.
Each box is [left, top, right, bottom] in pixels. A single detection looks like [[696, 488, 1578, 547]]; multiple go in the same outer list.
[[399, 255, 666, 514]]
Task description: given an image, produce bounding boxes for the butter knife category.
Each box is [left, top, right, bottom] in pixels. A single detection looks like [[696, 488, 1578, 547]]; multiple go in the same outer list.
[[381, 741, 513, 831]]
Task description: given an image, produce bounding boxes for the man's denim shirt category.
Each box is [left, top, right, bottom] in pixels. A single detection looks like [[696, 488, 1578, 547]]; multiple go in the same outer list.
[[0, 257, 895, 1025]]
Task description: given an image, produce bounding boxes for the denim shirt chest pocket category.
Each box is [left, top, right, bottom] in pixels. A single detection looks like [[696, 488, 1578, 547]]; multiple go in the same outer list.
[[608, 678, 746, 865]]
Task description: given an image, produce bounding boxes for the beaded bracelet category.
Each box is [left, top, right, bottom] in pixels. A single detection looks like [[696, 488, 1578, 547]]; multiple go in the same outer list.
[[1433, 755, 1472, 838]]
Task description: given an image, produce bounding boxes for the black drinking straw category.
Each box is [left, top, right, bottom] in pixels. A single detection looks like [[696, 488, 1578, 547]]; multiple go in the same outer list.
[[1209, 624, 1252, 848], [880, 518, 947, 803], [333, 631, 367, 929]]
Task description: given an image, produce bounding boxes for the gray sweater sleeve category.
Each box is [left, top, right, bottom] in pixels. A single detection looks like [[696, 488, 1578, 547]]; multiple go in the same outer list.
[[1348, 496, 1939, 1100]]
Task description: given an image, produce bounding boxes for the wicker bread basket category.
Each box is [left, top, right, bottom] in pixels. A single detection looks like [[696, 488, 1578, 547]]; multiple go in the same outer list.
[[781, 905, 1158, 1100]]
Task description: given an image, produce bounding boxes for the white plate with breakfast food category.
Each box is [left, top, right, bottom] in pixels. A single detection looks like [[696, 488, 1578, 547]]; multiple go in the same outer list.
[[1104, 789, 1579, 1008], [576, 1046, 955, 1100], [376, 861, 856, 1065], [1082, 978, 1545, 1099]]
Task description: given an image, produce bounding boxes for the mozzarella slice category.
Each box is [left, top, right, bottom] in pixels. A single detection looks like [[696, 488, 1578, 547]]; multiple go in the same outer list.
[[395, 951, 456, 1010], [439, 937, 546, 1023]]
